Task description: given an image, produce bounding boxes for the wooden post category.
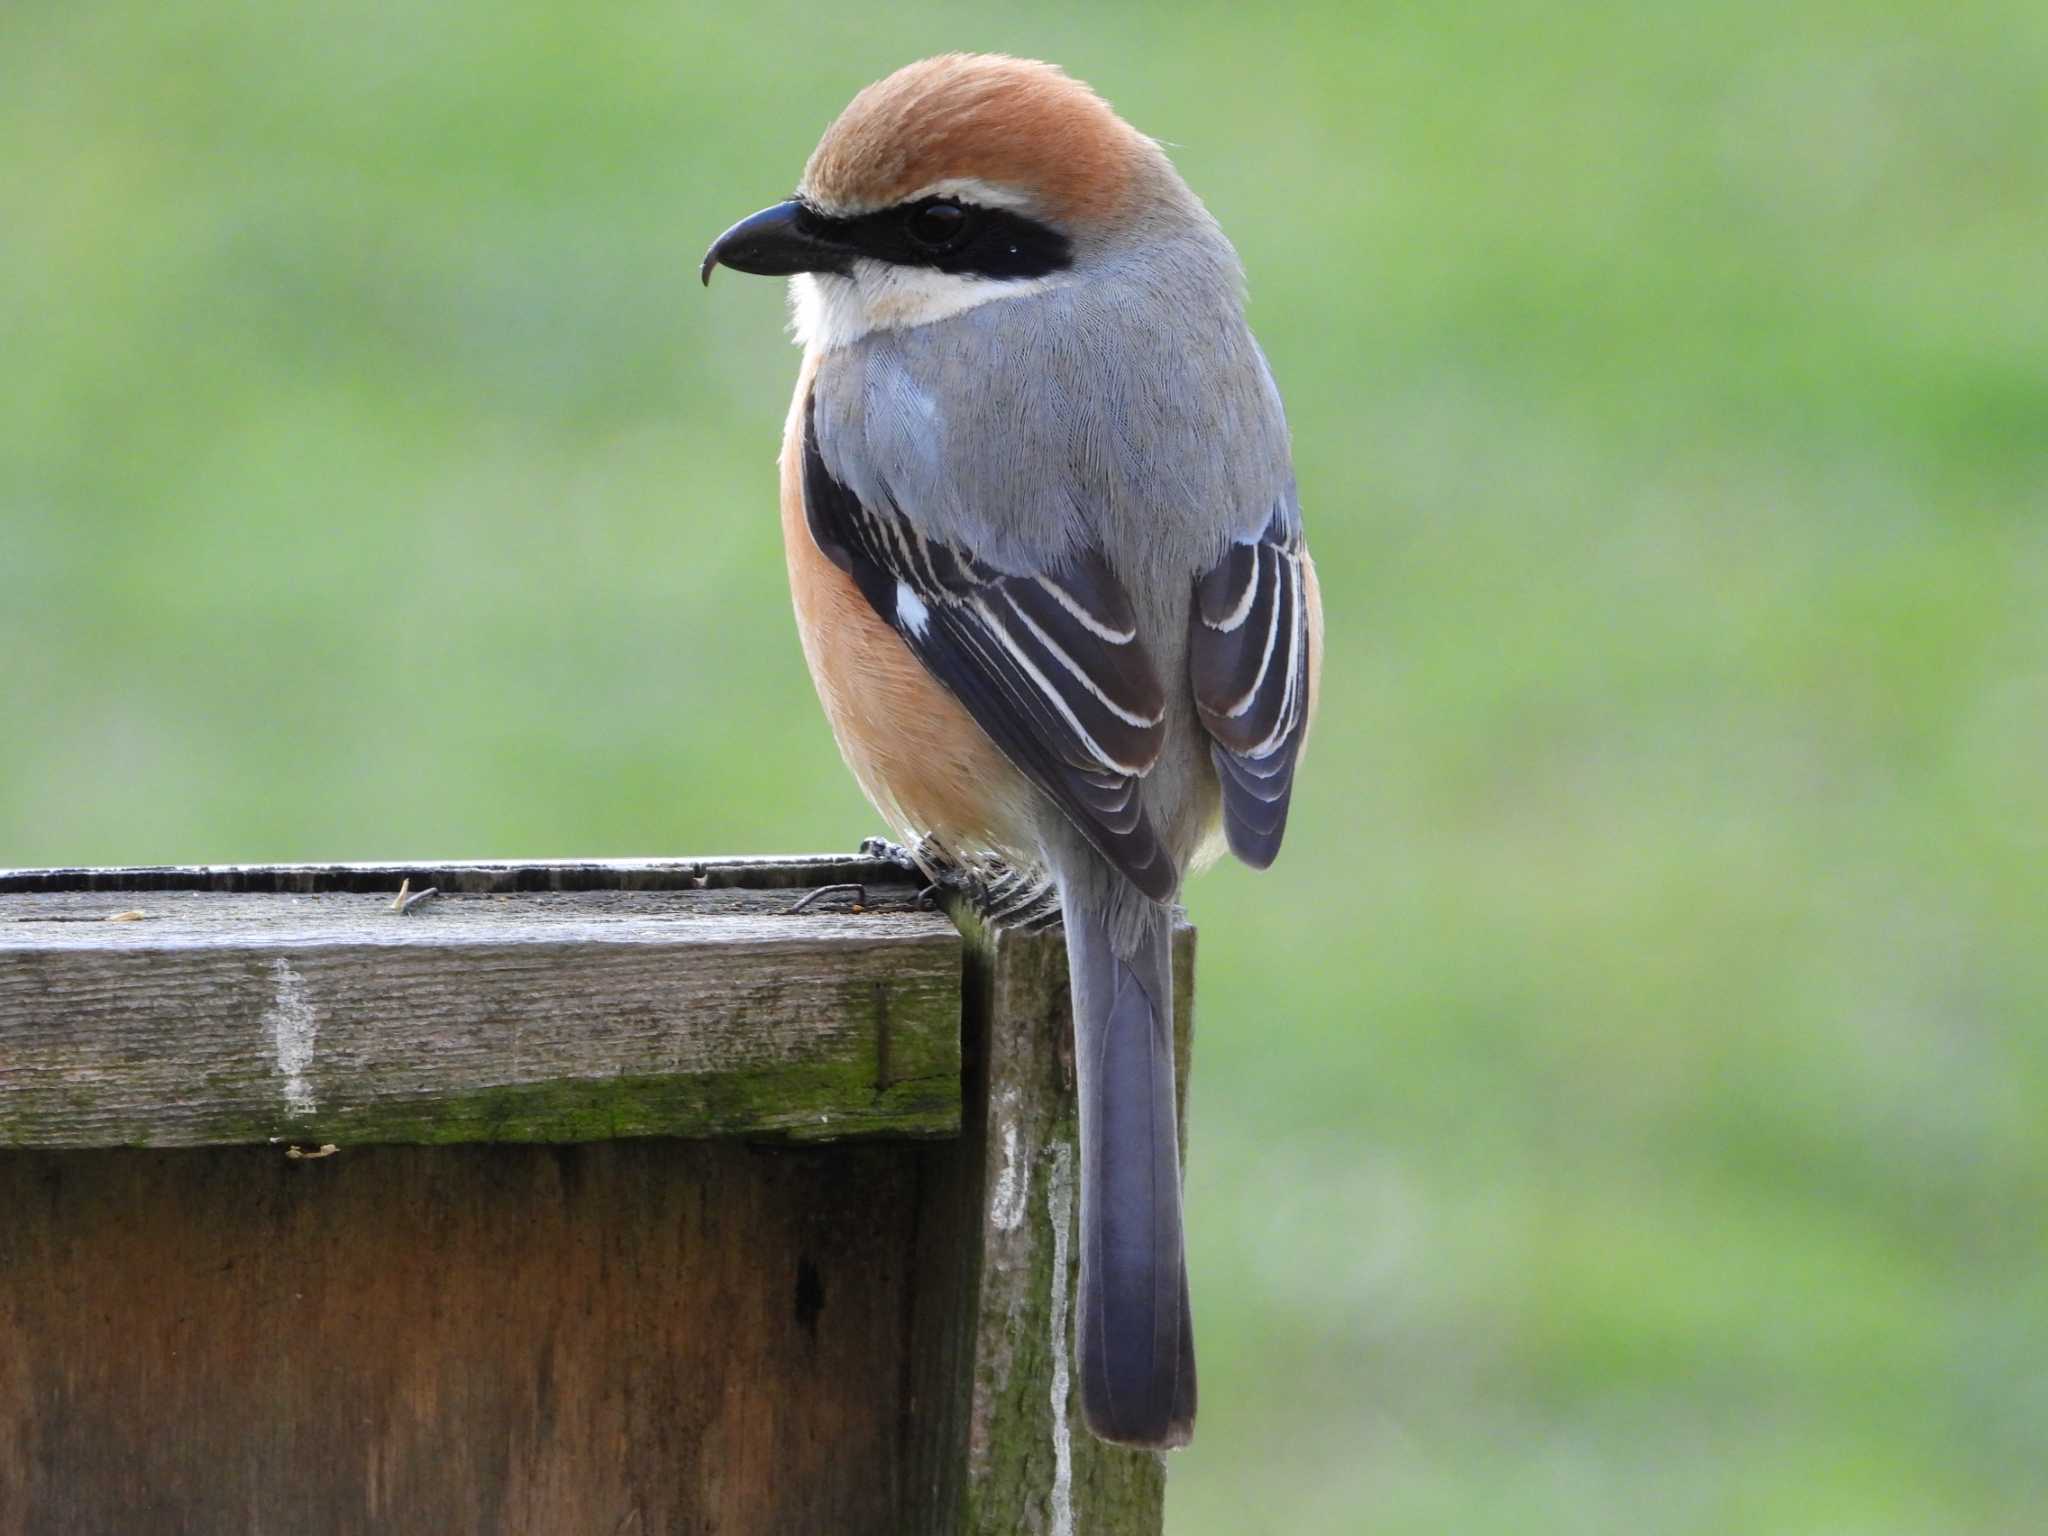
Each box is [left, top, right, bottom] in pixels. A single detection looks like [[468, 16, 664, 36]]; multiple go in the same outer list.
[[0, 856, 1192, 1535]]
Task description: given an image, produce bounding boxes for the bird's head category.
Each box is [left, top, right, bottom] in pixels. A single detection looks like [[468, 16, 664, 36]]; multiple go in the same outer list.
[[701, 54, 1181, 349]]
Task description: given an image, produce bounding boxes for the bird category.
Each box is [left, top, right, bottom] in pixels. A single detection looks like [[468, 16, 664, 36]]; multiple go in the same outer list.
[[701, 53, 1320, 1449]]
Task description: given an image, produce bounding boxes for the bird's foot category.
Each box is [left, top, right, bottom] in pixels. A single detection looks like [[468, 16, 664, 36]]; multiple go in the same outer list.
[[857, 838, 1059, 925], [858, 835, 912, 865], [859, 834, 969, 903]]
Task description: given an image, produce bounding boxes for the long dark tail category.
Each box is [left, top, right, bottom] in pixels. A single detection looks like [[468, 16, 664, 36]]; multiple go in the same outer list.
[[1063, 888, 1197, 1448]]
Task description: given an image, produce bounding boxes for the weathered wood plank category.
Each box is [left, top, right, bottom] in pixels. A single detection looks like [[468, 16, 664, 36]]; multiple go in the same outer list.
[[0, 861, 962, 1148], [0, 852, 914, 897], [0, 1139, 931, 1536], [0, 855, 1190, 1534], [896, 897, 1194, 1536]]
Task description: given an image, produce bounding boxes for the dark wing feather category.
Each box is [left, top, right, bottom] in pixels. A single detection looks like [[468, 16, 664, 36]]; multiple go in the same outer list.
[[803, 397, 1176, 899], [1190, 503, 1312, 868]]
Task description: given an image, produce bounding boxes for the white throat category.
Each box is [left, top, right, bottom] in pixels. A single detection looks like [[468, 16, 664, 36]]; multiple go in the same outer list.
[[790, 261, 1058, 352]]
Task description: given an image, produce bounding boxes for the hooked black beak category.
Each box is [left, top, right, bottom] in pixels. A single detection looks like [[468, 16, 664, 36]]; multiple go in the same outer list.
[[700, 199, 853, 286]]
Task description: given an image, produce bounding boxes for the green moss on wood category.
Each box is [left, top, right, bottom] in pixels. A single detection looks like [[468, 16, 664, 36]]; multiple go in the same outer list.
[[0, 969, 963, 1149], [949, 918, 1188, 1536], [291, 1057, 959, 1147]]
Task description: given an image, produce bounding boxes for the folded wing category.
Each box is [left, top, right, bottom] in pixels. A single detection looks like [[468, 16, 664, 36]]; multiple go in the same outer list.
[[1189, 502, 1312, 868], [802, 395, 1176, 899]]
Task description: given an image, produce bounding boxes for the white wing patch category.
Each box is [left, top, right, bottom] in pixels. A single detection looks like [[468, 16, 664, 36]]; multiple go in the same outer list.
[[895, 579, 931, 638]]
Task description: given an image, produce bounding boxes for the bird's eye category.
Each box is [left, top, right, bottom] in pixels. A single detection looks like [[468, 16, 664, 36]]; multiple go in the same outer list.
[[905, 199, 969, 249]]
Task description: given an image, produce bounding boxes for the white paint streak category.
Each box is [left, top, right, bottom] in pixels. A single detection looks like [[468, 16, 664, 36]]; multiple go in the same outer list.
[[990, 1108, 1030, 1231], [265, 959, 318, 1114], [1047, 1141, 1075, 1536]]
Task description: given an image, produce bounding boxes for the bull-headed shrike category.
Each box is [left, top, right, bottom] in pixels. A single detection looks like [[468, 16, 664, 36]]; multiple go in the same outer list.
[[702, 54, 1321, 1449]]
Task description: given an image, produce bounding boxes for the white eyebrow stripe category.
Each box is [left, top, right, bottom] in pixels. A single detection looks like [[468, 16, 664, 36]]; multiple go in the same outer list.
[[799, 176, 1038, 219], [907, 177, 1039, 212], [1000, 590, 1163, 729], [1034, 575, 1135, 643]]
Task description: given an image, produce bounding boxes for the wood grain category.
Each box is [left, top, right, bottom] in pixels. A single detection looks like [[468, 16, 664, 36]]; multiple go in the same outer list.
[[0, 860, 962, 1148], [0, 856, 1190, 1534], [0, 1139, 937, 1536], [0, 852, 917, 896], [955, 911, 1193, 1536], [893, 895, 1192, 1536]]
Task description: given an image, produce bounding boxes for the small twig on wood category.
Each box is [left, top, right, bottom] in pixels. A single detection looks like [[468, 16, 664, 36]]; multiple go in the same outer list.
[[12, 910, 149, 924], [788, 883, 865, 914], [389, 880, 440, 916]]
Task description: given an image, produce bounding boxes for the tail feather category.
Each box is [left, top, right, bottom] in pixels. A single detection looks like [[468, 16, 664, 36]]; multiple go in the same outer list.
[[1063, 890, 1197, 1448]]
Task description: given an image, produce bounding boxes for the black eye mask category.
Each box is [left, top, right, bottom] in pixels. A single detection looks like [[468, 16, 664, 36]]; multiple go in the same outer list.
[[797, 196, 1072, 282]]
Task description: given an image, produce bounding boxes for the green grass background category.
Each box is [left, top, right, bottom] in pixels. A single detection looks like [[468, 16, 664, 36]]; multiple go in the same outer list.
[[5, 1, 2045, 1529]]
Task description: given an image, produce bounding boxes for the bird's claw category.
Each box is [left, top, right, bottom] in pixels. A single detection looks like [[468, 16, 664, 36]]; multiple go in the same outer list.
[[856, 837, 1057, 925], [859, 835, 917, 869], [860, 834, 964, 891]]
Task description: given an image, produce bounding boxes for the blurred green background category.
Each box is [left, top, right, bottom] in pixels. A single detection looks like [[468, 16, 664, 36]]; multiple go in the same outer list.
[[5, 1, 2045, 1529]]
